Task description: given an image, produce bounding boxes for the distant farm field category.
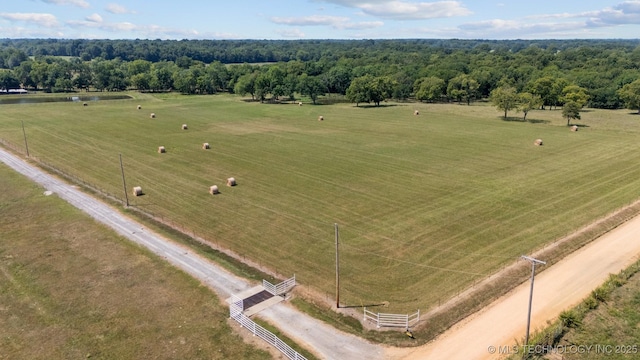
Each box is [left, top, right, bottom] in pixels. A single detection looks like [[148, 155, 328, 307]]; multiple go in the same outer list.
[[2, 93, 640, 313]]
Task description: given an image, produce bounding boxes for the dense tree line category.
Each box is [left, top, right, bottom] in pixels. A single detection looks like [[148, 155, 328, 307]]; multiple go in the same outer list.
[[2, 38, 640, 111]]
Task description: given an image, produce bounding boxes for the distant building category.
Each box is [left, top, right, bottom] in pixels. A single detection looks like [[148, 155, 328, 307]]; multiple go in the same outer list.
[[0, 89, 28, 94]]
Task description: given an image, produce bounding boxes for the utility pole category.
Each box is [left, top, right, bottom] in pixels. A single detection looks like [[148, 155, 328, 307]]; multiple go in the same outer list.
[[335, 223, 340, 309], [119, 154, 129, 207], [521, 255, 546, 347], [21, 120, 29, 157]]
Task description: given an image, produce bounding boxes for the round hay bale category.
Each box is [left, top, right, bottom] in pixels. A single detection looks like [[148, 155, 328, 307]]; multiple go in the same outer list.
[[132, 186, 143, 196], [209, 185, 219, 195], [414, 110, 419, 115], [150, 113, 156, 118], [158, 146, 166, 153], [534, 139, 543, 146], [182, 124, 188, 130], [298, 102, 303, 106], [83, 102, 88, 106], [137, 105, 142, 110], [318, 115, 324, 121], [202, 142, 210, 149], [226, 177, 237, 187], [570, 125, 578, 132]]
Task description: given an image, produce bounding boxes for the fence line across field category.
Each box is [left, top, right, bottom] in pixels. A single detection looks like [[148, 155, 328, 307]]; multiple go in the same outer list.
[[364, 308, 420, 329]]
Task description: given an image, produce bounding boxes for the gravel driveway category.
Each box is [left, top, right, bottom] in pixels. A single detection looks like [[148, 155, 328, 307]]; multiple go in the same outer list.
[[0, 148, 385, 360]]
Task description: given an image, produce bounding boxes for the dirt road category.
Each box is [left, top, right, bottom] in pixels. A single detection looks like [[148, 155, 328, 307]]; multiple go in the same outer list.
[[385, 210, 640, 360], [0, 148, 384, 360]]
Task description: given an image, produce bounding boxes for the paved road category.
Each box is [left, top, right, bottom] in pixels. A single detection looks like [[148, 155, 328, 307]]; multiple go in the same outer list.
[[0, 148, 385, 360]]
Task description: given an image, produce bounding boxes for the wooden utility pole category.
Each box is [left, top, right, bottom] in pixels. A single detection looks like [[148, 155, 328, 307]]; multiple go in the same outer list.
[[21, 120, 29, 157], [335, 223, 340, 309], [521, 255, 546, 348], [119, 154, 129, 207]]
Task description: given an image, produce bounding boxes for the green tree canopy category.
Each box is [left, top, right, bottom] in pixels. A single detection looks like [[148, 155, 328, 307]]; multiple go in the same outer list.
[[0, 70, 20, 91], [490, 85, 519, 118], [414, 76, 445, 102], [518, 92, 543, 121], [447, 74, 479, 105], [298, 74, 326, 104], [562, 101, 582, 126], [561, 85, 589, 108], [346, 74, 395, 107], [617, 79, 640, 113]]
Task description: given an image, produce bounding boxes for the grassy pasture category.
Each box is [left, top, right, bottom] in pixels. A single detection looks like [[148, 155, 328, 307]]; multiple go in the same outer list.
[[2, 93, 640, 314], [0, 162, 269, 359]]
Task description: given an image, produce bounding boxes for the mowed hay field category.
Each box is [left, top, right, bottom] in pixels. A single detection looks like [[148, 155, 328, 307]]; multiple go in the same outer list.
[[0, 163, 270, 359], [2, 93, 640, 313]]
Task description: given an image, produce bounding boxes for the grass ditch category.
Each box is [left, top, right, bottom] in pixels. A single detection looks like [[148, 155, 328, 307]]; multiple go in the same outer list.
[[0, 162, 270, 360], [506, 259, 640, 359]]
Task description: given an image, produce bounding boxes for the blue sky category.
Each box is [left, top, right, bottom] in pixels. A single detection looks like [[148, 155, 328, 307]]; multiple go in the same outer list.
[[1, 0, 639, 40]]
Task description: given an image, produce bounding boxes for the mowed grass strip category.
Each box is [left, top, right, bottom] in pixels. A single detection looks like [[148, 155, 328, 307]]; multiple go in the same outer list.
[[3, 94, 640, 313], [0, 163, 270, 360]]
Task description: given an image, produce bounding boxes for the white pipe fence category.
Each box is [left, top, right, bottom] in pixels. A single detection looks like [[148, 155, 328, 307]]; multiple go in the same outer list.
[[263, 274, 296, 296], [229, 297, 308, 360], [363, 308, 420, 328]]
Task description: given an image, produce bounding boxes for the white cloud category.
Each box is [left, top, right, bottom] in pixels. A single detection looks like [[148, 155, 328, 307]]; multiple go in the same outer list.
[[271, 15, 383, 30], [456, 18, 592, 39], [340, 20, 384, 29], [271, 15, 350, 26], [85, 13, 103, 23], [65, 17, 224, 39], [320, 0, 471, 20], [451, 1, 640, 38], [0, 26, 64, 38], [105, 3, 135, 14], [41, 0, 89, 8], [0, 13, 59, 28], [276, 28, 306, 38]]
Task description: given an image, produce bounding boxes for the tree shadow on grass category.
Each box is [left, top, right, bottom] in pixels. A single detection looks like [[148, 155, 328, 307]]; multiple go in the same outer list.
[[500, 116, 550, 124], [355, 104, 400, 109], [500, 116, 526, 122]]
